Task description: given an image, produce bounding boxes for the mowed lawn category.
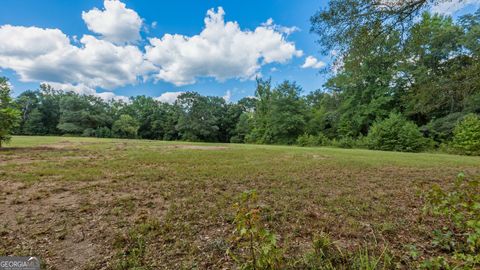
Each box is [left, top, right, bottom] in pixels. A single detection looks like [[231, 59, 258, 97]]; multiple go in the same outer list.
[[0, 136, 479, 269]]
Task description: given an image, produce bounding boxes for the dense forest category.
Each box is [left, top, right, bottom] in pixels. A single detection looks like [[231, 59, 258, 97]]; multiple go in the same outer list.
[[2, 9, 480, 154]]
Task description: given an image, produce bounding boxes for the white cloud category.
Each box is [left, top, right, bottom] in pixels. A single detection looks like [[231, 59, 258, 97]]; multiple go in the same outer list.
[[145, 7, 302, 86], [0, 25, 155, 91], [431, 0, 480, 15], [155, 91, 184, 104], [82, 0, 142, 44], [96, 91, 130, 102], [301, 56, 326, 69], [45, 82, 129, 102], [223, 90, 232, 102], [262, 18, 300, 36], [1, 3, 304, 98]]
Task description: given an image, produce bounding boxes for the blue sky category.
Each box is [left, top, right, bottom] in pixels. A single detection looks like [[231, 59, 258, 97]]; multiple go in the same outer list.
[[0, 0, 478, 102]]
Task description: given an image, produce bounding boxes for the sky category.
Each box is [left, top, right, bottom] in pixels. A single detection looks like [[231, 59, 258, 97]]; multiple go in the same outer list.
[[1, 0, 479, 103]]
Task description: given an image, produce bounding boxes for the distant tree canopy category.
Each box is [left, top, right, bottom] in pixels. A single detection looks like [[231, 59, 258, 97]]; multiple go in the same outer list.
[[0, 77, 20, 147], [6, 8, 480, 155]]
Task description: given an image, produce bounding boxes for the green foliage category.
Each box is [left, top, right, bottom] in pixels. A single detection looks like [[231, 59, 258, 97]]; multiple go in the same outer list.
[[0, 77, 20, 147], [57, 93, 112, 135], [310, 0, 434, 53], [422, 173, 480, 268], [95, 127, 112, 138], [250, 80, 307, 145], [312, 5, 480, 149], [367, 113, 428, 152], [81, 128, 96, 137], [228, 190, 283, 269], [451, 114, 480, 156], [22, 108, 45, 135], [423, 113, 465, 143], [113, 114, 140, 139], [175, 92, 223, 142], [231, 113, 253, 143], [331, 136, 357, 149]]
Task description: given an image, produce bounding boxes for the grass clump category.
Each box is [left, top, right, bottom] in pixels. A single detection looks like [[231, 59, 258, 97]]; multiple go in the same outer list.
[[296, 233, 393, 270], [113, 219, 160, 270]]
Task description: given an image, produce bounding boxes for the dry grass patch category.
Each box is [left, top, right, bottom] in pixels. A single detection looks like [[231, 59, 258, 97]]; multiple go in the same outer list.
[[0, 136, 479, 269]]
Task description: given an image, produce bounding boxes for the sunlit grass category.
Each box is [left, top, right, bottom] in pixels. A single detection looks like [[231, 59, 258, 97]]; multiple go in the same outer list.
[[1, 136, 479, 268]]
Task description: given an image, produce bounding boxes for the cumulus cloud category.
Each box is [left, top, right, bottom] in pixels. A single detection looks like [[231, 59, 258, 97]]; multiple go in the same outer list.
[[0, 25, 155, 91], [82, 0, 142, 44], [431, 0, 480, 15], [1, 2, 303, 98], [145, 7, 303, 86], [301, 56, 326, 69], [155, 91, 184, 104]]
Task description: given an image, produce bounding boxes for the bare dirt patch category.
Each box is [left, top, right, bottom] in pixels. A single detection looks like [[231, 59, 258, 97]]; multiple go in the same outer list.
[[0, 178, 168, 269]]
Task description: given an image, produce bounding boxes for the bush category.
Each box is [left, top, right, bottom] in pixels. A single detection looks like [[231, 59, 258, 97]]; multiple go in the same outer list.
[[228, 190, 283, 269], [331, 136, 357, 149], [82, 128, 96, 137], [296, 133, 328, 147], [367, 113, 428, 152], [96, 127, 112, 138], [112, 115, 140, 139], [422, 173, 480, 268], [451, 114, 480, 156], [423, 112, 465, 143]]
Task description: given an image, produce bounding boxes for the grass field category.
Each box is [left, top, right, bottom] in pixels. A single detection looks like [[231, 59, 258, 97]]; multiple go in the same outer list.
[[1, 136, 479, 269]]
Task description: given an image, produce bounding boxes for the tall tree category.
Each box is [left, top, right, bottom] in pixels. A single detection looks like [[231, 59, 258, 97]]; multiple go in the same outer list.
[[175, 92, 225, 142], [57, 93, 112, 135], [311, 0, 443, 53], [112, 114, 140, 139], [0, 77, 20, 148], [250, 80, 307, 144]]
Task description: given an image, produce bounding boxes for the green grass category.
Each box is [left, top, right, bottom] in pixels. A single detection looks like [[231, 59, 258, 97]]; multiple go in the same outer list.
[[1, 136, 479, 269]]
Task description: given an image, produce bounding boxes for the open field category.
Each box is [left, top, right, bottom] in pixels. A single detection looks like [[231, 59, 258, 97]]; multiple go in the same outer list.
[[1, 136, 479, 269]]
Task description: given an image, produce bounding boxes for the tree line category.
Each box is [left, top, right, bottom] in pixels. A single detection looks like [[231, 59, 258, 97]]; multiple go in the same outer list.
[[1, 9, 479, 154]]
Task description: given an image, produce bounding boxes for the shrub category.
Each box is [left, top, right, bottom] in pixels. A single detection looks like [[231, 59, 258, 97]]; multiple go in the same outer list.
[[451, 114, 480, 156], [112, 115, 140, 139], [96, 127, 112, 138], [331, 136, 356, 149], [82, 128, 96, 137], [423, 112, 465, 143], [367, 113, 428, 152], [228, 190, 283, 269], [422, 173, 480, 268]]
